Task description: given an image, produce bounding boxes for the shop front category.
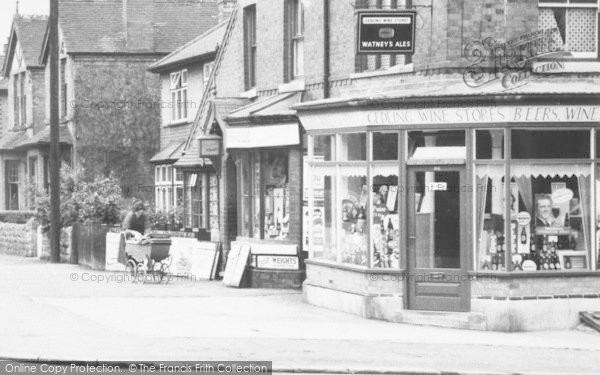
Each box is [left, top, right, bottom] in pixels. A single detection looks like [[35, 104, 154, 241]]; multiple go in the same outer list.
[[218, 93, 305, 289], [297, 94, 600, 331]]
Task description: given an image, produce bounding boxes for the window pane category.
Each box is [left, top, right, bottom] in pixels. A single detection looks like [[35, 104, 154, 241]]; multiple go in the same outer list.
[[311, 169, 336, 261], [373, 132, 399, 160], [511, 130, 590, 159], [566, 8, 597, 54], [339, 171, 368, 266], [313, 135, 335, 161], [252, 153, 261, 239], [372, 170, 399, 268], [182, 89, 188, 119], [263, 152, 289, 240], [512, 164, 591, 271], [339, 133, 367, 161], [240, 155, 252, 237], [408, 131, 465, 160], [475, 165, 507, 271], [476, 130, 504, 160]]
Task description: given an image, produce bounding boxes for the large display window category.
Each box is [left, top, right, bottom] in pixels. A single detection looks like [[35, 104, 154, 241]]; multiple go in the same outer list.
[[237, 150, 290, 241], [475, 129, 595, 272], [308, 132, 400, 268]]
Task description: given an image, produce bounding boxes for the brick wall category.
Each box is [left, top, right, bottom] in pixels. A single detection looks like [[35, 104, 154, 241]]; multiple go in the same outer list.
[[0, 89, 6, 138], [0, 219, 37, 257], [215, 0, 249, 97]]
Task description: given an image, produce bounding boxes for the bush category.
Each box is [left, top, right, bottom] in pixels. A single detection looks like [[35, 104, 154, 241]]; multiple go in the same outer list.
[[30, 166, 123, 231]]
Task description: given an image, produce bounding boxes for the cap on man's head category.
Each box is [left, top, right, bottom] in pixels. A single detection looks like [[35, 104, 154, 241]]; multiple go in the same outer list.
[[133, 201, 145, 212]]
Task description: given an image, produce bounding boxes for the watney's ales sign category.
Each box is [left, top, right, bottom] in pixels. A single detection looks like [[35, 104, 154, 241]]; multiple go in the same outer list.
[[357, 11, 416, 54]]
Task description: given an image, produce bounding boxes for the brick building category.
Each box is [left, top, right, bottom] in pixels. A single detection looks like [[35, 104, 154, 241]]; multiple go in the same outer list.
[[0, 15, 69, 211], [173, 0, 600, 327], [34, 0, 219, 203], [0, 53, 7, 140]]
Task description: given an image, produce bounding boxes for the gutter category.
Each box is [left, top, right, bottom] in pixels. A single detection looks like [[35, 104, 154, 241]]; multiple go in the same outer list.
[[323, 0, 330, 99]]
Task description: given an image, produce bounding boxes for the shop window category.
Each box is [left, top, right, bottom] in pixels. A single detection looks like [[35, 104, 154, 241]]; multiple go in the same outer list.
[[313, 135, 335, 161], [239, 151, 290, 240], [475, 165, 507, 271], [339, 172, 368, 266], [309, 168, 336, 261], [373, 132, 399, 161], [510, 164, 592, 271], [185, 173, 208, 229], [475, 130, 504, 160], [511, 130, 590, 159], [408, 131, 466, 161], [371, 168, 399, 268], [339, 133, 367, 161], [538, 0, 598, 58], [263, 152, 290, 240]]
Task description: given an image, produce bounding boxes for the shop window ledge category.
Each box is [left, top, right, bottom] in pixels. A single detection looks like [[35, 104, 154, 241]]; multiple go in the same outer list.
[[305, 258, 406, 274], [469, 270, 600, 279]]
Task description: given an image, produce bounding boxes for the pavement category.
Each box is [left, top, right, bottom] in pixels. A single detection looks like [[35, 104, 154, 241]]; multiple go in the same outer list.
[[1, 254, 600, 375]]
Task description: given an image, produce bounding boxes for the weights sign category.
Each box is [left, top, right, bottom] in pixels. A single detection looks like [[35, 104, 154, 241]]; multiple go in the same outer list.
[[357, 11, 416, 54]]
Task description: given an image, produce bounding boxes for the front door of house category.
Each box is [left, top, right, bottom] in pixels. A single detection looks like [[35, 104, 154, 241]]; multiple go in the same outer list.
[[407, 165, 469, 312]]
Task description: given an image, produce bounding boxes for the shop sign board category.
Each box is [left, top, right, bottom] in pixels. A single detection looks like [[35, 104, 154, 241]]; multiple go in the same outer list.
[[256, 255, 299, 270], [299, 105, 600, 131], [357, 11, 416, 54]]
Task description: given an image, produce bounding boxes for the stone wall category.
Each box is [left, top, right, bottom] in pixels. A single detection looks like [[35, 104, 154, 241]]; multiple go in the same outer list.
[[37, 226, 73, 263], [0, 218, 37, 257]]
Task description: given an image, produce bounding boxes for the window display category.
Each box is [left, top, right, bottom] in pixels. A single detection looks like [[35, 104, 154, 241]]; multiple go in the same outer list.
[[475, 165, 507, 271], [238, 150, 290, 241], [339, 172, 368, 266], [512, 166, 591, 271], [372, 170, 399, 268]]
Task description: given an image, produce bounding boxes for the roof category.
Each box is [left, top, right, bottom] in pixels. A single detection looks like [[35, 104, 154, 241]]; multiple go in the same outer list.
[[2, 16, 48, 76], [226, 92, 303, 123], [15, 126, 73, 149], [149, 21, 227, 72], [0, 131, 28, 151], [41, 0, 218, 62], [150, 141, 184, 163], [0, 55, 6, 90], [295, 75, 600, 111]]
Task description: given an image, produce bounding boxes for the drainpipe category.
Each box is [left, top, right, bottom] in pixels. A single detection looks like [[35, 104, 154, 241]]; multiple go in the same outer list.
[[323, 0, 330, 99]]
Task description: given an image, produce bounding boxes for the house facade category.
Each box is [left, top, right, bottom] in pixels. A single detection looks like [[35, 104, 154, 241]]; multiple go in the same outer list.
[[35, 0, 219, 203], [172, 0, 600, 329], [0, 15, 69, 211], [148, 20, 226, 238]]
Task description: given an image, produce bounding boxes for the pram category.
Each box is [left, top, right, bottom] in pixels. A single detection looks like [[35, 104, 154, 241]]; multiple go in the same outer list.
[[124, 232, 172, 283]]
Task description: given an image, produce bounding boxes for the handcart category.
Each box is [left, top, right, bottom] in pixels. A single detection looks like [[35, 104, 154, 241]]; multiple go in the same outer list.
[[124, 234, 172, 283]]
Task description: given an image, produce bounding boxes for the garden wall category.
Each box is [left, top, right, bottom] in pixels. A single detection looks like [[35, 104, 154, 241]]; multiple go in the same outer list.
[[0, 218, 37, 257]]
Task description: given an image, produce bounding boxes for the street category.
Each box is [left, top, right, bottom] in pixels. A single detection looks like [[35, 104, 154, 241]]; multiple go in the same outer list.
[[0, 255, 599, 375]]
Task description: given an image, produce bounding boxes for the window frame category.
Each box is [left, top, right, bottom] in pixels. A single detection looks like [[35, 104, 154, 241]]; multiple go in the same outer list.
[[538, 0, 599, 58], [243, 5, 257, 90], [169, 69, 189, 124]]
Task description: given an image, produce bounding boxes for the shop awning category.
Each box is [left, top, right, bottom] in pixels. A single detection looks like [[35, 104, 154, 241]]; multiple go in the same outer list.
[[407, 146, 466, 165], [224, 123, 300, 149], [219, 92, 303, 149]]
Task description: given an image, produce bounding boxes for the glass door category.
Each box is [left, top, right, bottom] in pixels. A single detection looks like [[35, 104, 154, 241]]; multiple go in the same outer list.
[[407, 166, 470, 312]]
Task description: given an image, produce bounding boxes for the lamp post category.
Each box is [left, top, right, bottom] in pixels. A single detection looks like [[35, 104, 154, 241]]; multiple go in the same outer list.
[[49, 0, 61, 263]]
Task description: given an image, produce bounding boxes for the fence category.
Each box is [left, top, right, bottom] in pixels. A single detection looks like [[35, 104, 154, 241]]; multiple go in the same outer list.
[[73, 222, 111, 270]]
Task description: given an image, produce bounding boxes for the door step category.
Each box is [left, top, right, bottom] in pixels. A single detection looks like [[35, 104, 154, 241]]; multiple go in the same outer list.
[[393, 310, 487, 331]]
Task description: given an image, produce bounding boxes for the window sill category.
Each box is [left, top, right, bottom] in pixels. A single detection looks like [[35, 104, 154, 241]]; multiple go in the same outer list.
[[531, 60, 600, 74], [350, 63, 414, 80], [239, 88, 257, 99], [279, 79, 305, 93], [469, 270, 600, 279], [305, 258, 407, 274]]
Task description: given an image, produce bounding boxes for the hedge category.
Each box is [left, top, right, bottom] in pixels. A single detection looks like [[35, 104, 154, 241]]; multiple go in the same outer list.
[[0, 211, 36, 224]]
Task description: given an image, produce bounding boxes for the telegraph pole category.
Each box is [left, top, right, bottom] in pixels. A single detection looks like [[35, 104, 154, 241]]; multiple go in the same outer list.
[[49, 0, 61, 263]]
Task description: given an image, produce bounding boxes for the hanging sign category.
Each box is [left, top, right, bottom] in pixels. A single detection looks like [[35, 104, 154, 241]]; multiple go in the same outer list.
[[357, 11, 416, 54]]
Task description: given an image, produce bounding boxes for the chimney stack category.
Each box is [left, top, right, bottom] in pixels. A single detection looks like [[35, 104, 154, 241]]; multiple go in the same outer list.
[[217, 0, 236, 23]]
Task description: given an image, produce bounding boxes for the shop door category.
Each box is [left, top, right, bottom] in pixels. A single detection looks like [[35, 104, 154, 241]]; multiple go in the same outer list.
[[407, 166, 469, 312]]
